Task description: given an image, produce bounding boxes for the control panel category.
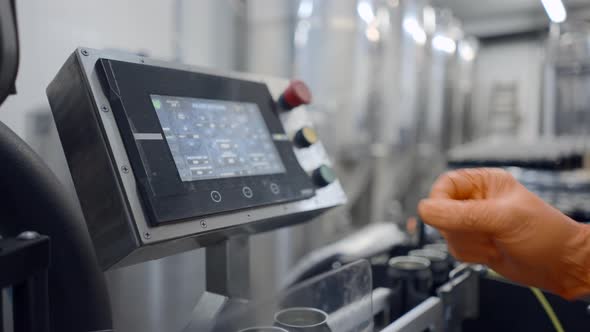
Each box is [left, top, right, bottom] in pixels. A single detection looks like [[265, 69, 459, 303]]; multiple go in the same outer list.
[[47, 48, 346, 269]]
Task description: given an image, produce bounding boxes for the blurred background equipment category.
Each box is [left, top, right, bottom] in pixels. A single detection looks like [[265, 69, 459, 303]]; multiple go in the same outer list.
[[544, 20, 590, 136], [1, 0, 590, 331], [0, 0, 19, 105]]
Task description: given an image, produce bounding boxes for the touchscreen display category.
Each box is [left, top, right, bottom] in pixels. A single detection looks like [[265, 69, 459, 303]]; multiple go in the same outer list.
[[151, 95, 286, 182]]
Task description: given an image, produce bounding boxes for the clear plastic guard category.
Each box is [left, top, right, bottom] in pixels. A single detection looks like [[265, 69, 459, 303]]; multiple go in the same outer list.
[[212, 259, 373, 332]]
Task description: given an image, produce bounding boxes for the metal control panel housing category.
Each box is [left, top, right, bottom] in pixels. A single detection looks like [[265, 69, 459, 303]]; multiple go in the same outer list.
[[47, 48, 346, 270]]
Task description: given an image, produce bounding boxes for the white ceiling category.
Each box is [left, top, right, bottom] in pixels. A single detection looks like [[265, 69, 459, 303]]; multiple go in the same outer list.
[[438, 0, 589, 20], [435, 0, 590, 37]]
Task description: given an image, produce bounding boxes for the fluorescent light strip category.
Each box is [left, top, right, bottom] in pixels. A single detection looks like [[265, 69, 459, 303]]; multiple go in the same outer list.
[[541, 0, 567, 23]]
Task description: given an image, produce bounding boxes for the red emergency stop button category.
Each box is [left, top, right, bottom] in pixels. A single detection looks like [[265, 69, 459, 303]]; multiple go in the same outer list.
[[278, 80, 311, 111]]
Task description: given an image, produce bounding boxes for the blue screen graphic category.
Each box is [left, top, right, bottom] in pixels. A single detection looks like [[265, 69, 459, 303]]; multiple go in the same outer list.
[[152, 95, 286, 182]]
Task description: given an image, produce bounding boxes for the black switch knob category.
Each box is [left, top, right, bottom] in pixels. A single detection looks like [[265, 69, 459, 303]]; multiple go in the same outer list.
[[312, 165, 336, 187], [294, 127, 318, 148]]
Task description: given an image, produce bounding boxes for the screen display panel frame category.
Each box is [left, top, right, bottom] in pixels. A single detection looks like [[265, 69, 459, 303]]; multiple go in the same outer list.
[[97, 59, 315, 225]]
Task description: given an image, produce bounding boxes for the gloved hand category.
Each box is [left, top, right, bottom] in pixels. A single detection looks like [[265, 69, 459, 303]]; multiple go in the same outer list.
[[418, 168, 590, 299]]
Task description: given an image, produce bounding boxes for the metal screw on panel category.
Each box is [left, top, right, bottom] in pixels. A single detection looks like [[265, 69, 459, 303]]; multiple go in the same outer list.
[[144, 232, 151, 239], [101, 105, 109, 112], [200, 221, 207, 229], [17, 231, 40, 240], [121, 165, 130, 173], [81, 49, 89, 56]]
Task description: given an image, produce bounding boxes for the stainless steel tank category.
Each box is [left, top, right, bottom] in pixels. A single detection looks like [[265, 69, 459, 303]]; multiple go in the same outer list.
[[367, 0, 428, 223], [419, 8, 463, 152], [394, 0, 429, 150], [550, 20, 590, 136], [454, 37, 479, 144], [409, 6, 476, 221], [291, 0, 478, 223], [293, 0, 374, 168], [292, 0, 378, 228], [292, 0, 429, 224]]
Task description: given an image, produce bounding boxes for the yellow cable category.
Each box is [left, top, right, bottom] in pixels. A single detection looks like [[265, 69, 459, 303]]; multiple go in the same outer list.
[[530, 287, 565, 332], [487, 269, 565, 332], [486, 269, 503, 279]]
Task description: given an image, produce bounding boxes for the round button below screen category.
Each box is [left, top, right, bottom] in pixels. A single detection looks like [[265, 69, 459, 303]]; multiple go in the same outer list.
[[270, 183, 280, 195], [242, 186, 253, 198], [210, 190, 222, 203]]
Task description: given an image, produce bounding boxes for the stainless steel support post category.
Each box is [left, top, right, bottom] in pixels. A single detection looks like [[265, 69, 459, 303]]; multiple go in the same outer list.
[[183, 236, 252, 332], [206, 236, 251, 299]]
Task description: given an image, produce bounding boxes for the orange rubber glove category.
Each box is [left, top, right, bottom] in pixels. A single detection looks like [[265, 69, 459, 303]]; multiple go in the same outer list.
[[418, 168, 590, 300]]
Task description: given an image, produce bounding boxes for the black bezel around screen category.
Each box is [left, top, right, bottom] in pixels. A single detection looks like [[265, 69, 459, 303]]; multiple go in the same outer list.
[[97, 59, 315, 226]]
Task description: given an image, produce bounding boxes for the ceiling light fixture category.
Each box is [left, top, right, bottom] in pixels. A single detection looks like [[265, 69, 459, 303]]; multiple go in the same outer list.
[[541, 0, 567, 23]]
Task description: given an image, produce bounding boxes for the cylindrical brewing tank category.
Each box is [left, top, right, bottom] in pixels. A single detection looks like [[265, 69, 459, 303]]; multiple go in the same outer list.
[[451, 37, 478, 145], [366, 0, 429, 222], [419, 8, 463, 152], [409, 6, 466, 220], [293, 0, 374, 156], [293, 0, 379, 226], [552, 21, 590, 136], [383, 0, 428, 150]]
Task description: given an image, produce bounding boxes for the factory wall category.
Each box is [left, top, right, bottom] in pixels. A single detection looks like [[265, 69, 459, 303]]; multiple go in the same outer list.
[[3, 0, 240, 137], [5, 1, 172, 136]]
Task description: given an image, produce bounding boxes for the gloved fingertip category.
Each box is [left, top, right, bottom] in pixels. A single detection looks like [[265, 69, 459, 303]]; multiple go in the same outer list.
[[418, 199, 448, 226], [418, 198, 435, 212], [418, 199, 469, 231], [417, 199, 433, 219], [417, 197, 426, 208]]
